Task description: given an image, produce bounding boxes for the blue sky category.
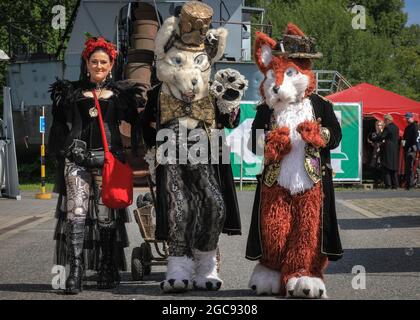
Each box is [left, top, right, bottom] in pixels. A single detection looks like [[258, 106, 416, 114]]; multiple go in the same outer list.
[[404, 0, 420, 25]]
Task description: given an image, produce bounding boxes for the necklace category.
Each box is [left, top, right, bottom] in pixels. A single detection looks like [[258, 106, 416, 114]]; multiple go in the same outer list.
[[95, 81, 107, 90], [88, 87, 104, 118]]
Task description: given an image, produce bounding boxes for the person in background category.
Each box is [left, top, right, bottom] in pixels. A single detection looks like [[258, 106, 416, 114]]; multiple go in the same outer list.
[[372, 114, 399, 189], [402, 112, 418, 190], [367, 120, 385, 186]]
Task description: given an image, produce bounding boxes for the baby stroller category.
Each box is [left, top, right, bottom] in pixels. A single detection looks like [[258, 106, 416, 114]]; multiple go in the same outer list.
[[131, 170, 168, 280]]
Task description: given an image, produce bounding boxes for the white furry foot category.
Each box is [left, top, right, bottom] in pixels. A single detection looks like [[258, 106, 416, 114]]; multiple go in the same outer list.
[[286, 276, 327, 299], [160, 256, 194, 293], [248, 263, 281, 295], [193, 249, 223, 291]]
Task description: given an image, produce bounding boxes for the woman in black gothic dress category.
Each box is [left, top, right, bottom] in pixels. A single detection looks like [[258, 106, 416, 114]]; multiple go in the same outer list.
[[49, 37, 144, 294]]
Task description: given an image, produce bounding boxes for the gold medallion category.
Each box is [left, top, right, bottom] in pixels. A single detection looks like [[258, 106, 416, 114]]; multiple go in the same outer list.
[[89, 107, 98, 118]]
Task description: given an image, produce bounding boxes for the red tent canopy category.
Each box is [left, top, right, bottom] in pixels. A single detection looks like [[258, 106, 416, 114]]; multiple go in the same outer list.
[[326, 83, 420, 135]]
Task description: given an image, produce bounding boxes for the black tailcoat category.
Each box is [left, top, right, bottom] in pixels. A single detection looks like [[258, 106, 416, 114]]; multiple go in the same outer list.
[[245, 94, 343, 262]]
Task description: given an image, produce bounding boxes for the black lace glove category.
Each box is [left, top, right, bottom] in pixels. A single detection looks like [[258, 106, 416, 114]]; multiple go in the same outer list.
[[65, 139, 87, 164]]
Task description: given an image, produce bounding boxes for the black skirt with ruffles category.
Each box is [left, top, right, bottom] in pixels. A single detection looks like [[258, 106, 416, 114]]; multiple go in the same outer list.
[[53, 191, 130, 271]]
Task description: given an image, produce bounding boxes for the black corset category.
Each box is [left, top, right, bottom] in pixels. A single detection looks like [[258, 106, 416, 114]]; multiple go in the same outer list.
[[75, 96, 123, 151]]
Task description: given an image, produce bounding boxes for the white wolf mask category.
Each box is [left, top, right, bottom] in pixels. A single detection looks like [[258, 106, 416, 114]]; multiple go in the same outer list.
[[155, 16, 228, 103]]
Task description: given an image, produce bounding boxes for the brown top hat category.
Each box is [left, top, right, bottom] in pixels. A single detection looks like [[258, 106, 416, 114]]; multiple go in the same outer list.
[[176, 1, 213, 51], [273, 34, 323, 59]]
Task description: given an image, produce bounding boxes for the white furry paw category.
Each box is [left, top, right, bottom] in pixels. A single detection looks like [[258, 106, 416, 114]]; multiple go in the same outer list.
[[210, 69, 248, 114], [193, 249, 223, 291], [206, 31, 218, 46], [248, 263, 281, 295], [286, 276, 327, 299], [193, 276, 223, 291], [160, 256, 194, 293], [205, 28, 228, 62], [160, 279, 192, 293]]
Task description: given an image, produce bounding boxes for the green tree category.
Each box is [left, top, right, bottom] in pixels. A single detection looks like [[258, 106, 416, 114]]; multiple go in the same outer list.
[[0, 0, 77, 109], [246, 0, 419, 101], [352, 0, 407, 41], [393, 24, 420, 101]]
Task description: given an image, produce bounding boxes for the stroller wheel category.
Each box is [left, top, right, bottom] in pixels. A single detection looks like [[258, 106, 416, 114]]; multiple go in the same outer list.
[[140, 242, 152, 275], [131, 247, 144, 281]]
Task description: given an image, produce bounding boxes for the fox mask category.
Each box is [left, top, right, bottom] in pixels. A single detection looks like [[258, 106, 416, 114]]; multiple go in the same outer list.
[[254, 23, 316, 108]]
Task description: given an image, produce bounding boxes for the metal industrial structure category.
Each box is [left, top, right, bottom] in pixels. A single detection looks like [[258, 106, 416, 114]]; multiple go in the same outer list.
[[1, 87, 21, 199], [4, 0, 351, 149]]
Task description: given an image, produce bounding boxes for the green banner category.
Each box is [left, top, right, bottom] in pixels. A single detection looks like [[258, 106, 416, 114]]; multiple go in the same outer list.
[[226, 101, 362, 182], [330, 103, 362, 182]]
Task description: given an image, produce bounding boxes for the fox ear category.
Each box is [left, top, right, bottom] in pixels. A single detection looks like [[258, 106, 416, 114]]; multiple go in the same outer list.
[[254, 32, 277, 72], [285, 23, 306, 37]]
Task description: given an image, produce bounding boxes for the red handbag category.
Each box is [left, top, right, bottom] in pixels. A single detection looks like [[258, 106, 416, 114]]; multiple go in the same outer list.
[[92, 90, 133, 209]]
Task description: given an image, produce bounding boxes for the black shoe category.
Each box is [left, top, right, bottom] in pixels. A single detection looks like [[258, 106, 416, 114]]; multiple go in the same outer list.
[[97, 228, 119, 289], [97, 254, 119, 289], [97, 266, 118, 289], [64, 221, 85, 295], [65, 259, 83, 294]]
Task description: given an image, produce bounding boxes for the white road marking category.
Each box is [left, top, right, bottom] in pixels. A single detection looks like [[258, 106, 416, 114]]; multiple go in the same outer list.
[[0, 215, 42, 230], [336, 199, 380, 219], [0, 211, 54, 241]]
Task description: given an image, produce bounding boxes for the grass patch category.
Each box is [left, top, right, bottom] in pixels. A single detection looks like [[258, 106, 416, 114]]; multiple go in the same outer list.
[[19, 183, 54, 192], [235, 183, 257, 191], [236, 183, 364, 192]]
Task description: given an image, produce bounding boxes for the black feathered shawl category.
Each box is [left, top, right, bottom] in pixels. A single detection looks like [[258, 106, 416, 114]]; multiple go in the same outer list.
[[48, 78, 146, 193]]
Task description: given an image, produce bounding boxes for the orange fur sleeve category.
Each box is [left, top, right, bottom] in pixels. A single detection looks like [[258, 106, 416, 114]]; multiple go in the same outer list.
[[264, 127, 292, 164], [297, 121, 326, 148]]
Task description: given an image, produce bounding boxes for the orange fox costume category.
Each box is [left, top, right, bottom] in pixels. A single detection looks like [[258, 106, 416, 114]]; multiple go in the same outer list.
[[246, 24, 343, 298]]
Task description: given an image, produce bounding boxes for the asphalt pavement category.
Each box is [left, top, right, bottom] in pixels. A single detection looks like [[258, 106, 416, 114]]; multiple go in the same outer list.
[[0, 188, 419, 300]]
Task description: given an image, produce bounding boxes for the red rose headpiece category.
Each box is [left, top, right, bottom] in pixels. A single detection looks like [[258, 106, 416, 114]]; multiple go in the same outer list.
[[82, 36, 118, 61]]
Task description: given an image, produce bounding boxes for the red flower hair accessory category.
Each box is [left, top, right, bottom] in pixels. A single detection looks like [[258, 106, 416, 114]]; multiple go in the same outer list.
[[82, 36, 118, 61]]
